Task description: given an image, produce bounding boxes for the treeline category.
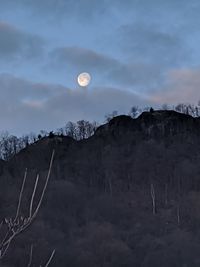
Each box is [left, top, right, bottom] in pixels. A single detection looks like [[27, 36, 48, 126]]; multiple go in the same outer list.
[[128, 102, 200, 118], [1, 102, 200, 161], [55, 120, 99, 140], [105, 102, 200, 122], [0, 120, 98, 161]]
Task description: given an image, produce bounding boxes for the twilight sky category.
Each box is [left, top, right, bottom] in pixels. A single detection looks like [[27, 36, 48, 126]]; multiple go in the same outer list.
[[0, 0, 200, 135]]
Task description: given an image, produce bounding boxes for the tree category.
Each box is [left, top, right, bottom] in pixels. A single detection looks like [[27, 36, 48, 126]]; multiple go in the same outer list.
[[161, 103, 170, 110], [28, 132, 37, 144], [150, 183, 156, 215], [40, 130, 48, 137], [129, 106, 139, 118], [56, 127, 65, 136], [76, 120, 87, 140], [48, 131, 55, 138], [75, 120, 97, 140], [150, 107, 154, 113], [0, 151, 55, 266], [65, 121, 77, 139], [143, 106, 151, 112], [0, 132, 21, 160], [105, 110, 118, 122], [175, 103, 185, 113]]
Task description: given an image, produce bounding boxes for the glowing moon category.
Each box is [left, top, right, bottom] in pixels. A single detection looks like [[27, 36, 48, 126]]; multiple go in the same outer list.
[[77, 72, 91, 87]]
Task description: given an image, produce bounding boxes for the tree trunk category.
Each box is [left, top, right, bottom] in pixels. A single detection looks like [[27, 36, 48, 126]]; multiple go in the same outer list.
[[177, 204, 180, 226], [165, 183, 168, 207], [151, 183, 156, 215]]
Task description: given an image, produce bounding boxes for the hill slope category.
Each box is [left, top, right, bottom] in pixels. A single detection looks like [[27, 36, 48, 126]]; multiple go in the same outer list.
[[1, 110, 200, 267]]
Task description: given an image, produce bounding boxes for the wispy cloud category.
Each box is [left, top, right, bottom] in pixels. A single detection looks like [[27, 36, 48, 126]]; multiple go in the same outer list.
[[153, 68, 200, 104], [0, 74, 153, 135], [50, 46, 118, 72], [0, 21, 44, 61]]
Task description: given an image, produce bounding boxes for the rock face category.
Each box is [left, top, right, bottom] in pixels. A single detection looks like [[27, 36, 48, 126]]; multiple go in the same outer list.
[[2, 110, 200, 267]]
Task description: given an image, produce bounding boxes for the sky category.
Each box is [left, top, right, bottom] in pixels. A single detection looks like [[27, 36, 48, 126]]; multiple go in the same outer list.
[[0, 0, 200, 135]]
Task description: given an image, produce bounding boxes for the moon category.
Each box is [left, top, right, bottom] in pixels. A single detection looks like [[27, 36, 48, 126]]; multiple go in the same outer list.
[[77, 72, 91, 87]]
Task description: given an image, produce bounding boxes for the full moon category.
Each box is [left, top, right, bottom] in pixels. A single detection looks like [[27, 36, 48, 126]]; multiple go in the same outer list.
[[77, 72, 91, 87]]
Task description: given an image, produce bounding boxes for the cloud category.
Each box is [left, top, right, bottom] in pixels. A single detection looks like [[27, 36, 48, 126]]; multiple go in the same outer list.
[[152, 68, 200, 104], [118, 23, 188, 67], [0, 74, 152, 135], [107, 63, 163, 89], [50, 46, 117, 72], [0, 21, 44, 61], [49, 46, 163, 90]]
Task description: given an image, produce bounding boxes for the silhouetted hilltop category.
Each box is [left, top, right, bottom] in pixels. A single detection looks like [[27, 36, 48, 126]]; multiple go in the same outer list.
[[2, 110, 200, 267], [96, 110, 199, 138], [137, 110, 199, 136], [4, 110, 200, 188], [8, 135, 75, 172]]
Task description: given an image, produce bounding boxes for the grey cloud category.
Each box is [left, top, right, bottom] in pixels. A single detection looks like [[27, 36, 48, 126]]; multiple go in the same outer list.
[[50, 46, 118, 73], [118, 23, 188, 67], [0, 74, 152, 135], [0, 22, 44, 61], [49, 46, 163, 90], [153, 68, 200, 104], [107, 63, 163, 90]]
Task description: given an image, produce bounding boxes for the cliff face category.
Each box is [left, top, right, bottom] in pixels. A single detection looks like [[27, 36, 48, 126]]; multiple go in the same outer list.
[[1, 110, 200, 267]]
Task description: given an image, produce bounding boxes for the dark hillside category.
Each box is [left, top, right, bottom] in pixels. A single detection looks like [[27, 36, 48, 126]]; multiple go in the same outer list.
[[1, 110, 200, 266]]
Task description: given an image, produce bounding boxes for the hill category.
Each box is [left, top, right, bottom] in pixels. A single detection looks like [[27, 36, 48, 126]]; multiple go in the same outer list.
[[1, 110, 200, 267]]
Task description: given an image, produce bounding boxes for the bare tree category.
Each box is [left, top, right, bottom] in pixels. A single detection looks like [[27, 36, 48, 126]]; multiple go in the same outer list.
[[161, 103, 170, 110], [177, 204, 180, 226], [27, 245, 55, 267], [164, 183, 168, 207], [75, 120, 98, 140], [65, 121, 77, 139], [129, 106, 139, 118], [143, 106, 151, 112], [150, 183, 156, 215], [105, 110, 118, 123], [0, 150, 55, 265]]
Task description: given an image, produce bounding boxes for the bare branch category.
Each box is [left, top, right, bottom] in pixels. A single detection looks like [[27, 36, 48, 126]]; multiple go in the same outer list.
[[0, 150, 55, 259], [150, 183, 156, 215], [29, 174, 39, 218], [0, 221, 3, 231], [27, 245, 33, 267], [31, 150, 55, 221], [44, 250, 56, 267], [15, 168, 28, 222], [26, 246, 55, 267]]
